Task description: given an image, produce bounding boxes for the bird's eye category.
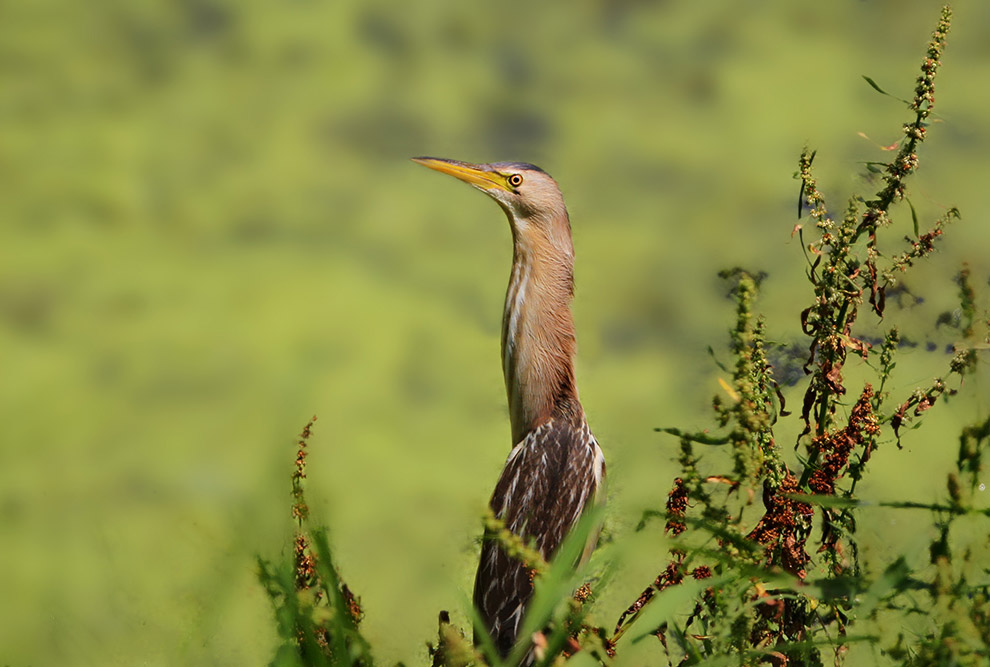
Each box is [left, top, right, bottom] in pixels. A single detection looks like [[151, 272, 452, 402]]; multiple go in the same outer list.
[[507, 174, 524, 188]]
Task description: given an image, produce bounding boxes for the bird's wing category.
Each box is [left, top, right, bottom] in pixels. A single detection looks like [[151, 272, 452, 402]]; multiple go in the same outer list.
[[473, 415, 605, 656]]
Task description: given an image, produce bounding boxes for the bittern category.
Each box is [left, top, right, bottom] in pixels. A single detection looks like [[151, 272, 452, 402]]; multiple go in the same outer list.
[[413, 157, 605, 659]]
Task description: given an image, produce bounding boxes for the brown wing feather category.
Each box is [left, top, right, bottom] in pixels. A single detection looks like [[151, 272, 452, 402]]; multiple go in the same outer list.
[[473, 413, 604, 657]]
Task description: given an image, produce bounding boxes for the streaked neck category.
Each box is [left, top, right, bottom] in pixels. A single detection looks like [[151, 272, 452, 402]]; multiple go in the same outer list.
[[501, 231, 579, 444]]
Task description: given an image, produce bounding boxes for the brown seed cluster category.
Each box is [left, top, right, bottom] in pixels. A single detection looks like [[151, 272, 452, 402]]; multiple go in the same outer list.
[[665, 477, 689, 536], [808, 385, 879, 497], [342, 583, 364, 625], [746, 472, 813, 579], [891, 378, 948, 442], [292, 416, 317, 523], [294, 533, 318, 591]]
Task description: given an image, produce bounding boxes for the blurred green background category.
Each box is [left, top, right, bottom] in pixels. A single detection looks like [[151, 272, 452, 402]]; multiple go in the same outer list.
[[2, 0, 988, 664]]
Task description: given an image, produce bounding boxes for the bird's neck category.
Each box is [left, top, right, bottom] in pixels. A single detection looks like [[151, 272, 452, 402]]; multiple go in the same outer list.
[[501, 234, 580, 444]]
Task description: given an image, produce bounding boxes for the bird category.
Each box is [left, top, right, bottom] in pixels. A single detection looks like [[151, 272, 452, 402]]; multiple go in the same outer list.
[[413, 157, 606, 660]]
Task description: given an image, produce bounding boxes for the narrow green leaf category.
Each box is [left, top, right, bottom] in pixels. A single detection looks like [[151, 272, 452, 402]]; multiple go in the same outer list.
[[469, 604, 507, 667], [508, 506, 606, 666], [798, 178, 806, 219], [862, 75, 890, 96], [784, 493, 861, 509], [861, 75, 912, 104], [907, 197, 920, 237], [706, 345, 730, 373], [308, 529, 374, 666], [655, 427, 730, 445]]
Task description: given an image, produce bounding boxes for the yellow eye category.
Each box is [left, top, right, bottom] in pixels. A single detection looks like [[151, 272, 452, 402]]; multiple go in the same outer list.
[[507, 173, 524, 188]]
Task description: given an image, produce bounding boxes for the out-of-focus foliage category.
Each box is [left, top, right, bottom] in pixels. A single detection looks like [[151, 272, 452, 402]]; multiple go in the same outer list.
[[1, 1, 988, 665]]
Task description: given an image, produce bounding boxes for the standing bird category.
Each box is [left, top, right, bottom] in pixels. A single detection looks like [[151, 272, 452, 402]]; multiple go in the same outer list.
[[413, 157, 605, 659]]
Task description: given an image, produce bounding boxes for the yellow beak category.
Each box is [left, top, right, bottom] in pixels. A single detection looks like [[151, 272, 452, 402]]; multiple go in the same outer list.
[[412, 157, 509, 192]]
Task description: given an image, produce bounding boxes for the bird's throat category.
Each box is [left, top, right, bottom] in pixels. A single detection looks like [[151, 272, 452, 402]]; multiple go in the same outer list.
[[501, 247, 579, 444]]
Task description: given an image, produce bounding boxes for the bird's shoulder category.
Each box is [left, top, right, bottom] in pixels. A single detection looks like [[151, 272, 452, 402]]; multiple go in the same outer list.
[[490, 414, 603, 550], [508, 412, 598, 463]]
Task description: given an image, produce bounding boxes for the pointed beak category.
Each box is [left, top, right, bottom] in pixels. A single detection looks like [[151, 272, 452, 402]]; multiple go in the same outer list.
[[412, 157, 509, 192]]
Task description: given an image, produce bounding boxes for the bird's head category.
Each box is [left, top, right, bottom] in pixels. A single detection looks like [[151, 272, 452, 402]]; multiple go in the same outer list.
[[413, 157, 572, 254]]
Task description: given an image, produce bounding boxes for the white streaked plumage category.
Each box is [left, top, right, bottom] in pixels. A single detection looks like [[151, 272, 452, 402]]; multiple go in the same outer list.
[[413, 157, 605, 662], [475, 414, 602, 656]]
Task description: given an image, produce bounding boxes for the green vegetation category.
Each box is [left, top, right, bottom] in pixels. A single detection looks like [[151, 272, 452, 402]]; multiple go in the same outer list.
[[2, 1, 988, 665], [258, 7, 989, 665]]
